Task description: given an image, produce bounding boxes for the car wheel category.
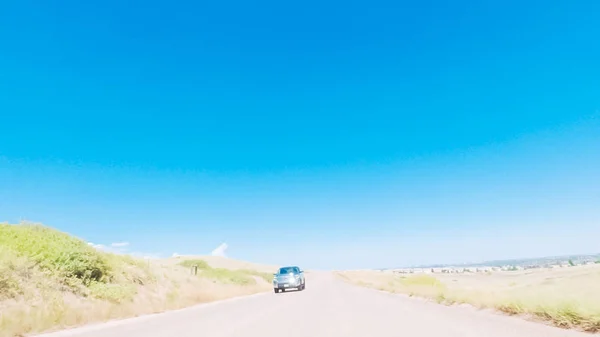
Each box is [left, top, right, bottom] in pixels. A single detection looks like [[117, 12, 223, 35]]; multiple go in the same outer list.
[[281, 289, 285, 293], [274, 288, 279, 293]]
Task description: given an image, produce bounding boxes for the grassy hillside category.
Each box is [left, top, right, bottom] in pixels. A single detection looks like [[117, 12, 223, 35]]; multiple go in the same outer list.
[[176, 255, 279, 273], [177, 259, 273, 284], [337, 267, 600, 332], [0, 223, 272, 337]]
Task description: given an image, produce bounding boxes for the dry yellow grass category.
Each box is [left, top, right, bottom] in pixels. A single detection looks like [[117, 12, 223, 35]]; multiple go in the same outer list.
[[0, 223, 274, 337], [337, 265, 600, 332]]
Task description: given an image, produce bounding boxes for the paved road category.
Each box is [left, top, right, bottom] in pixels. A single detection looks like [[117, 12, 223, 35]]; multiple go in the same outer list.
[[38, 272, 590, 337]]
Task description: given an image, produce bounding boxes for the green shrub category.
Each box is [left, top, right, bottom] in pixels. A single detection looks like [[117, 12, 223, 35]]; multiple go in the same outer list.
[[0, 224, 112, 284], [0, 223, 154, 301]]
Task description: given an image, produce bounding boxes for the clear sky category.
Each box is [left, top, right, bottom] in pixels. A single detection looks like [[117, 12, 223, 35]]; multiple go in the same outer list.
[[1, 1, 599, 269]]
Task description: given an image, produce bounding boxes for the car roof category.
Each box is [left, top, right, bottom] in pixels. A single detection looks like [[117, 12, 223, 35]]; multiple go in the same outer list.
[[279, 266, 299, 270]]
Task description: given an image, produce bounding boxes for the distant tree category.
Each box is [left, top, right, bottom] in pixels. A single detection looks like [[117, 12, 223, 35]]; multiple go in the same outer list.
[[568, 259, 575, 266]]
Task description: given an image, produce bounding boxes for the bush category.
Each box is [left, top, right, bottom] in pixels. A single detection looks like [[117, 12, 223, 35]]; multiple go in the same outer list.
[[0, 224, 112, 284], [0, 223, 155, 301]]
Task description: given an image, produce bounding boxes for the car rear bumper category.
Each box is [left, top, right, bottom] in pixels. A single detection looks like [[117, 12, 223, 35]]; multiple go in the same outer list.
[[273, 280, 303, 289]]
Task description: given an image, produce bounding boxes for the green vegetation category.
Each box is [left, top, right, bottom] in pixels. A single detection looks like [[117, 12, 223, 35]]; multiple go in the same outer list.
[[0, 223, 111, 283], [0, 223, 272, 337], [0, 223, 154, 336], [568, 259, 575, 267], [0, 223, 152, 301], [178, 259, 272, 285]]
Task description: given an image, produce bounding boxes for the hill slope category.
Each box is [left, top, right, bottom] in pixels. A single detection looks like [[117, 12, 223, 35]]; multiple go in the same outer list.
[[169, 255, 279, 273], [0, 223, 273, 337]]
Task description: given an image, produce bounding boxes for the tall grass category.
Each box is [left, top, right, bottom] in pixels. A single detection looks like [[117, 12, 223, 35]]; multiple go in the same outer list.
[[0, 247, 27, 300]]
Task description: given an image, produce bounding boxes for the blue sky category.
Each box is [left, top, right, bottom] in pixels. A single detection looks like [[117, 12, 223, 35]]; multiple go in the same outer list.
[[1, 0, 599, 269]]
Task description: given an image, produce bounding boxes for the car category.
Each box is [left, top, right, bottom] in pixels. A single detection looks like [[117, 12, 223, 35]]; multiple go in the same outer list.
[[273, 266, 305, 293]]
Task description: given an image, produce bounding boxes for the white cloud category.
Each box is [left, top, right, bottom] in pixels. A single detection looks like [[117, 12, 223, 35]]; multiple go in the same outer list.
[[129, 251, 162, 259], [211, 243, 228, 257], [88, 240, 132, 252], [87, 241, 163, 260], [87, 242, 108, 251]]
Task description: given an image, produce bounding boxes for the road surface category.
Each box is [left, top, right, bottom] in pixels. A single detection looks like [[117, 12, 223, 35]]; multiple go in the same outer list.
[[38, 272, 590, 337]]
